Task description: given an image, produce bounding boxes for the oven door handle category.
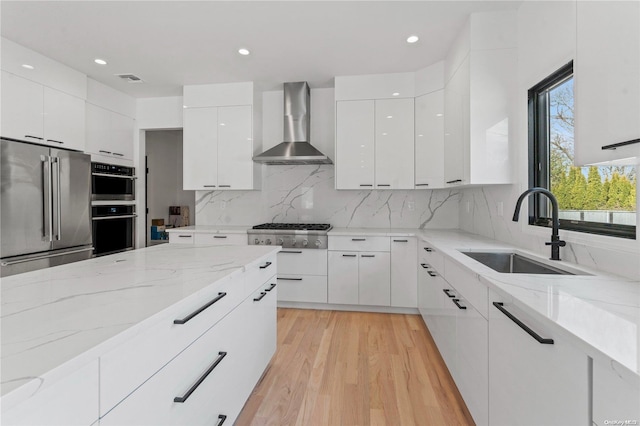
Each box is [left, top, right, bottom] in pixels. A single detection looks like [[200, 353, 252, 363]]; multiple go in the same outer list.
[[92, 214, 138, 221], [91, 172, 137, 180]]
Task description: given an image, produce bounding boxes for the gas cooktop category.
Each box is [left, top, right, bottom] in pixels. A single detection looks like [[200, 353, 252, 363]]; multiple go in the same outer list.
[[250, 223, 332, 232], [247, 223, 332, 248]]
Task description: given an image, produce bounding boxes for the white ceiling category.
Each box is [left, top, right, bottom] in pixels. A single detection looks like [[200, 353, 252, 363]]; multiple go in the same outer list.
[[1, 1, 521, 98]]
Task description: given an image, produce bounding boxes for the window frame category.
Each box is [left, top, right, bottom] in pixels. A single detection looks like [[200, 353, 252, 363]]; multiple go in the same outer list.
[[528, 61, 636, 240]]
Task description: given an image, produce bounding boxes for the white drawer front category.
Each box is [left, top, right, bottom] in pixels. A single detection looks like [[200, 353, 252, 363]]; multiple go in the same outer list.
[[99, 273, 244, 416], [100, 308, 243, 426], [244, 254, 277, 293], [194, 233, 247, 245], [328, 235, 390, 252], [2, 360, 99, 426], [169, 232, 195, 244], [420, 241, 444, 273], [277, 249, 327, 276], [445, 257, 488, 319], [277, 275, 328, 303]]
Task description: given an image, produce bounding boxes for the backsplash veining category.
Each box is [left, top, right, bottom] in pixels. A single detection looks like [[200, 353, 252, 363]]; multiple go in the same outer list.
[[196, 165, 460, 229]]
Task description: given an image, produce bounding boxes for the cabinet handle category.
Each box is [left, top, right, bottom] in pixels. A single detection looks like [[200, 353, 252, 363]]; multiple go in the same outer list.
[[361, 254, 375, 258], [416, 183, 429, 187], [179, 235, 192, 238], [442, 289, 455, 298], [420, 263, 430, 269], [216, 415, 227, 426], [446, 179, 462, 184], [601, 138, 640, 151], [278, 277, 303, 281], [351, 238, 366, 241], [259, 261, 272, 269], [393, 239, 408, 243], [213, 235, 227, 239], [377, 184, 391, 187], [280, 250, 302, 254], [452, 299, 467, 310], [112, 152, 124, 157], [204, 185, 217, 188], [359, 184, 373, 187], [25, 135, 44, 140], [253, 291, 267, 302], [46, 139, 64, 144], [98, 150, 112, 154], [427, 271, 437, 277], [492, 302, 554, 345], [342, 254, 357, 257], [265, 283, 277, 291], [173, 292, 227, 325], [424, 247, 433, 252], [219, 185, 231, 188], [173, 351, 227, 403]]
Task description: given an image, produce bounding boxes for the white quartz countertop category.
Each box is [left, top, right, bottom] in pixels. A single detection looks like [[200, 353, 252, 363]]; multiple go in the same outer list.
[[1, 244, 279, 397], [164, 225, 250, 234], [415, 229, 640, 381]]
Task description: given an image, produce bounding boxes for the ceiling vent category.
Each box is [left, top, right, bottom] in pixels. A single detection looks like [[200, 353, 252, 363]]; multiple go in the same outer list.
[[115, 73, 144, 83]]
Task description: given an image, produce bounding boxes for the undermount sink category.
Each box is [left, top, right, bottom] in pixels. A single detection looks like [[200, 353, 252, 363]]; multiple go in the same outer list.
[[461, 251, 582, 275]]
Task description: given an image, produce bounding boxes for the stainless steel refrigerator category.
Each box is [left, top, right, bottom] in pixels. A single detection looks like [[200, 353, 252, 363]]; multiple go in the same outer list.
[[1, 138, 93, 276]]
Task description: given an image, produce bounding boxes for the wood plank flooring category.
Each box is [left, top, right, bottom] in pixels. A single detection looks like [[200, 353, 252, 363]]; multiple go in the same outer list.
[[236, 308, 474, 426]]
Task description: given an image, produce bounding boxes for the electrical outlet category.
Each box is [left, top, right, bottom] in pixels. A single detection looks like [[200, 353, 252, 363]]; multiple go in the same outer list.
[[497, 201, 504, 217]]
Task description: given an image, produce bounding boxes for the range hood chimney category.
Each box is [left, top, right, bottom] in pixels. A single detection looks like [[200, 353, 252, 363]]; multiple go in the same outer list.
[[253, 82, 332, 165]]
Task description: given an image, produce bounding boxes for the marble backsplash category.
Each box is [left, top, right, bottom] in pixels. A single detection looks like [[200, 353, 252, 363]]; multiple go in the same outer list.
[[196, 164, 460, 229], [459, 185, 640, 280]]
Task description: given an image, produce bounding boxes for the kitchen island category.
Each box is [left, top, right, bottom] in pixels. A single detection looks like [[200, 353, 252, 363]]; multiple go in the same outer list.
[[1, 243, 279, 425]]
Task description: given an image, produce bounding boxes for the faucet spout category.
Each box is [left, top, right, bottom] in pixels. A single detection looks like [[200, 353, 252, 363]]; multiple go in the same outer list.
[[512, 187, 566, 261]]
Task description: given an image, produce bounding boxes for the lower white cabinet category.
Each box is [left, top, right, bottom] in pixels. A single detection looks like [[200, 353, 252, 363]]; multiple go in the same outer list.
[[328, 250, 390, 306], [193, 233, 247, 245], [328, 251, 359, 304], [592, 358, 640, 426], [488, 289, 589, 425], [169, 232, 195, 244], [277, 249, 328, 303], [390, 237, 417, 308]]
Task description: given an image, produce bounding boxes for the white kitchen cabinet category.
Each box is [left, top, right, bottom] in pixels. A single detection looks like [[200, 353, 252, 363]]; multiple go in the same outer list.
[[436, 276, 458, 375], [488, 289, 589, 425], [443, 57, 468, 186], [193, 233, 247, 245], [169, 232, 195, 244], [418, 262, 442, 335], [415, 90, 445, 189], [85, 103, 134, 162], [277, 249, 328, 303], [390, 237, 417, 308], [335, 98, 415, 190], [374, 98, 414, 189], [328, 251, 359, 305], [1, 71, 85, 151], [358, 251, 390, 306], [217, 105, 253, 189], [183, 107, 218, 190], [575, 1, 640, 165], [592, 357, 640, 425], [335, 100, 375, 189]]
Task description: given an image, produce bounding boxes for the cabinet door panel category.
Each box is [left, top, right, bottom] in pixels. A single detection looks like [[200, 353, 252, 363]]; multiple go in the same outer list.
[[390, 237, 417, 307], [217, 105, 253, 189], [436, 277, 457, 375], [374, 98, 414, 189], [358, 251, 390, 306], [415, 90, 445, 189], [110, 112, 134, 160], [328, 251, 359, 304], [43, 87, 85, 151], [183, 107, 217, 190], [1, 71, 44, 142], [418, 263, 444, 340], [444, 56, 469, 185], [336, 100, 375, 189], [593, 357, 640, 425], [85, 103, 111, 156]]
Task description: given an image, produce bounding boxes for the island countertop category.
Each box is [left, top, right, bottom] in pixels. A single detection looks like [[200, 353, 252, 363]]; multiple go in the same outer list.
[[1, 244, 279, 397]]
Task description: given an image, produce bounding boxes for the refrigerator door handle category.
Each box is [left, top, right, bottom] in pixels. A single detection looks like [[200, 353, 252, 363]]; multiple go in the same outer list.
[[42, 155, 53, 243], [53, 157, 62, 241], [1, 247, 95, 266]]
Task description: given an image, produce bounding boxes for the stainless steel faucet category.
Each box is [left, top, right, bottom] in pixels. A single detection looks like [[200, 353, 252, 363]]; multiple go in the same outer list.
[[512, 187, 566, 261]]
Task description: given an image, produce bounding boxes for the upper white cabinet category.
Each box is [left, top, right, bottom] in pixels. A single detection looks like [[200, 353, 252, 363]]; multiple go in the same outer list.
[[415, 90, 445, 189], [1, 71, 85, 151], [575, 1, 640, 165], [443, 11, 516, 186], [85, 103, 134, 162], [183, 82, 261, 191], [335, 97, 414, 189]]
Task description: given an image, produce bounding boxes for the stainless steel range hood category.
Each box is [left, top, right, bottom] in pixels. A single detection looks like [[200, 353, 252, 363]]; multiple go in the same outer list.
[[253, 82, 332, 165]]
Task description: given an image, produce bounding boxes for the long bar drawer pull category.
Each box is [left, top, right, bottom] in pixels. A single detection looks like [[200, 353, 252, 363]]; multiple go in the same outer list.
[[424, 247, 433, 252], [219, 185, 231, 188], [493, 302, 554, 345], [179, 235, 192, 238], [265, 283, 277, 291], [446, 179, 462, 184], [359, 184, 373, 187], [47, 139, 64, 144], [213, 235, 227, 239], [278, 277, 302, 281], [173, 351, 227, 403], [352, 238, 366, 241], [281, 251, 302, 254], [174, 292, 227, 325], [25, 135, 44, 140], [420, 263, 430, 269], [217, 415, 227, 426], [442, 289, 455, 298], [427, 271, 437, 277], [393, 239, 408, 243], [452, 299, 467, 310], [342, 254, 357, 257], [253, 291, 267, 302], [259, 261, 272, 269], [361, 254, 375, 258], [416, 183, 429, 187]]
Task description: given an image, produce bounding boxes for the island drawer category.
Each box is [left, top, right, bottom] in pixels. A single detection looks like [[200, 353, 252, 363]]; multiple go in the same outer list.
[[329, 236, 390, 252], [194, 233, 247, 245], [99, 272, 245, 416], [244, 254, 278, 293]]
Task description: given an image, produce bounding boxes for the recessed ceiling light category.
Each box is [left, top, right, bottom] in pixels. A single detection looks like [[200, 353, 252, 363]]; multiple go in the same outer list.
[[392, 92, 400, 97], [407, 35, 419, 44], [386, 115, 393, 119], [436, 113, 443, 117], [94, 58, 107, 65], [238, 48, 250, 56], [21, 64, 34, 70]]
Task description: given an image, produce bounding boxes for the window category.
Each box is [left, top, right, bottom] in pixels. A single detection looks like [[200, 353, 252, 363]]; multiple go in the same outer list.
[[528, 62, 636, 239]]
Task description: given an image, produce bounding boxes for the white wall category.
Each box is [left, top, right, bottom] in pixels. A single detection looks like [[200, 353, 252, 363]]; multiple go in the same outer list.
[[458, 1, 640, 280]]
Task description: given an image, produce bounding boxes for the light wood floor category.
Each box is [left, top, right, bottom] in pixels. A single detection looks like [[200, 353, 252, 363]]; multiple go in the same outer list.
[[236, 308, 474, 426]]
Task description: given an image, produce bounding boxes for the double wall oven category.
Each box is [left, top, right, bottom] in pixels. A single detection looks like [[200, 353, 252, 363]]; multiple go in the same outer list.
[[91, 162, 136, 256]]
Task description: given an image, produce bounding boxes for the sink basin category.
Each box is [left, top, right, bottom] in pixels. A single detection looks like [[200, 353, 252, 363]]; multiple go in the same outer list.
[[461, 251, 579, 275]]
